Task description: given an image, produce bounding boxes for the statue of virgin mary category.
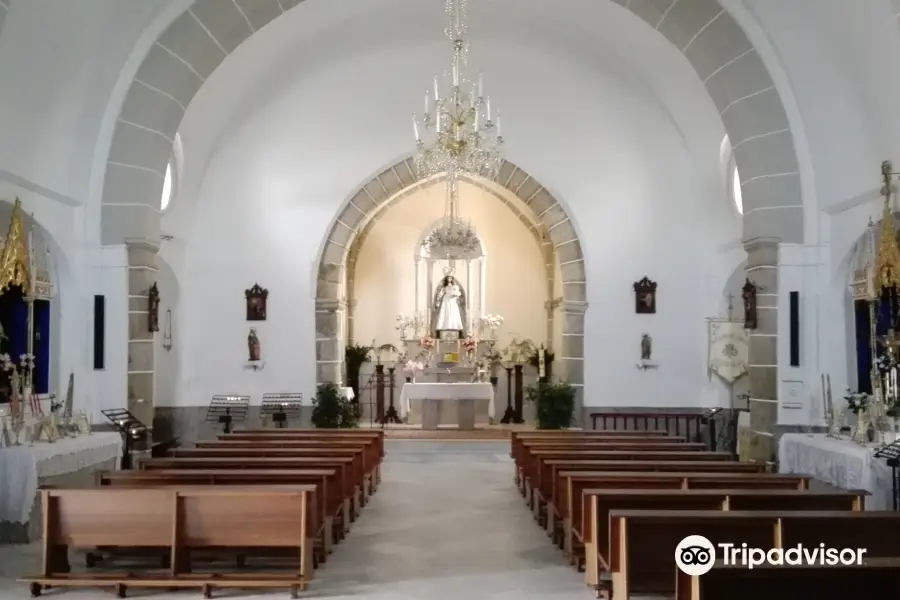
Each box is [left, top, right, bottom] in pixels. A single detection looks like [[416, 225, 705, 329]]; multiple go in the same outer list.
[[432, 275, 467, 336]]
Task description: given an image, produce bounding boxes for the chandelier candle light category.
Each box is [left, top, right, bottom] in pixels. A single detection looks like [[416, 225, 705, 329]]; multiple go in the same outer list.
[[413, 0, 504, 259]]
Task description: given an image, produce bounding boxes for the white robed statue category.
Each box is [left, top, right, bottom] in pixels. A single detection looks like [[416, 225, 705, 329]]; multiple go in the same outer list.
[[432, 275, 467, 336]]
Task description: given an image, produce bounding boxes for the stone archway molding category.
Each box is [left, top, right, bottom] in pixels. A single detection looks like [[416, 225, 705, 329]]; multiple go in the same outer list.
[[312, 157, 587, 405], [96, 0, 807, 426], [100, 0, 804, 247], [343, 170, 558, 349]]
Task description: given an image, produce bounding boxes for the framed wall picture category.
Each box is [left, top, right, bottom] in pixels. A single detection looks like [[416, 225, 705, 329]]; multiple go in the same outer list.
[[245, 283, 268, 321], [633, 276, 657, 314]]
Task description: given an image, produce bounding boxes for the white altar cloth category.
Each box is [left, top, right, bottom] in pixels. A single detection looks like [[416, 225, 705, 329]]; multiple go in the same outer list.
[[339, 387, 355, 401], [778, 433, 894, 510], [0, 432, 122, 523], [400, 382, 495, 419]]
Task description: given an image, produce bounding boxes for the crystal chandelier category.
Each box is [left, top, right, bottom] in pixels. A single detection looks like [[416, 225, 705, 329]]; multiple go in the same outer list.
[[413, 0, 503, 259]]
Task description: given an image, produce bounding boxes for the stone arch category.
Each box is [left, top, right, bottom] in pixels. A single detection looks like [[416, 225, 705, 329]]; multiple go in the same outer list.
[[312, 157, 587, 398], [97, 0, 805, 426], [100, 0, 803, 248]]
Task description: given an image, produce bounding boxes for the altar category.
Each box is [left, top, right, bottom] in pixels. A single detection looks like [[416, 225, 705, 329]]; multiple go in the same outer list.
[[778, 433, 894, 510], [0, 432, 122, 542], [399, 382, 495, 430]]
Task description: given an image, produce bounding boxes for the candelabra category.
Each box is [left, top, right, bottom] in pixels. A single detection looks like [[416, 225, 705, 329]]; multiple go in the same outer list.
[[413, 0, 503, 260]]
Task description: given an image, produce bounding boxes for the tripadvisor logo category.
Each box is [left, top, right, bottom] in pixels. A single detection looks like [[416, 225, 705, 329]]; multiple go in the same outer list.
[[675, 535, 867, 576]]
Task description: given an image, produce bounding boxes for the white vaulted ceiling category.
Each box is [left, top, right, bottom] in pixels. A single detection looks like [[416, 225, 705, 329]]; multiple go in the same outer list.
[[100, 0, 802, 247]]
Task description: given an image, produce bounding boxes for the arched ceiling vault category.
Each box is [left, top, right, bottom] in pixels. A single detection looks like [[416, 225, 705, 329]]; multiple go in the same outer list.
[[324, 157, 571, 302], [345, 164, 554, 263], [100, 0, 803, 248]]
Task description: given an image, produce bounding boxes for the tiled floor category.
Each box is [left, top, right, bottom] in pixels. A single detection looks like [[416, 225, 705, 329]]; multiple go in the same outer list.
[[0, 441, 593, 599]]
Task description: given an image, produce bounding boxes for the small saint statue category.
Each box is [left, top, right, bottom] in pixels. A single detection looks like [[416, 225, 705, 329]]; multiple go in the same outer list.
[[248, 328, 261, 362], [742, 278, 758, 329], [147, 283, 160, 333], [640, 334, 652, 361], [433, 275, 466, 336]]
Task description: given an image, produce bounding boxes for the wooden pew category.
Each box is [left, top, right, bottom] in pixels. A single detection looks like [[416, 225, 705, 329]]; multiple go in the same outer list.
[[606, 510, 900, 599], [511, 431, 681, 469], [675, 559, 900, 599], [220, 431, 384, 489], [527, 453, 745, 513], [19, 487, 318, 598], [555, 471, 811, 556], [224, 429, 384, 457], [512, 439, 704, 484], [584, 489, 866, 589], [169, 447, 376, 499], [198, 438, 378, 469], [140, 456, 364, 519], [97, 468, 348, 551]]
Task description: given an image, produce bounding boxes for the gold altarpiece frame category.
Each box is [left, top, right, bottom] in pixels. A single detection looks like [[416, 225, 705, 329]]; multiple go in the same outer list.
[[850, 161, 900, 436], [0, 197, 56, 394]]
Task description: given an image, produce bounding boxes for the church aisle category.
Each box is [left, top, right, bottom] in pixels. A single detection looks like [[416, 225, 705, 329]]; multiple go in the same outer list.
[[0, 440, 591, 600]]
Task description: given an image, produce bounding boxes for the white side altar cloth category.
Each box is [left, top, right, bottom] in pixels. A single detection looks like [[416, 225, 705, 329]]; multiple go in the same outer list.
[[339, 387, 355, 401], [778, 433, 894, 510], [0, 432, 122, 523], [400, 382, 495, 419]]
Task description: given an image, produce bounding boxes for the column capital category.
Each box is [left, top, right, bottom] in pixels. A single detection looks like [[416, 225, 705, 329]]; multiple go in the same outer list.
[[545, 296, 564, 311], [742, 236, 781, 253], [124, 237, 161, 254], [561, 301, 588, 315], [315, 297, 346, 312]]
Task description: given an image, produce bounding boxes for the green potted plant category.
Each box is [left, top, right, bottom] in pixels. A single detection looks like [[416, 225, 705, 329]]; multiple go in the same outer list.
[[311, 382, 359, 428], [344, 342, 372, 407], [526, 380, 575, 429]]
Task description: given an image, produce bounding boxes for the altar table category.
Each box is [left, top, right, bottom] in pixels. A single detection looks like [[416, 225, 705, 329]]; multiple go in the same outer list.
[[0, 432, 122, 542], [400, 382, 495, 429], [778, 433, 894, 510]]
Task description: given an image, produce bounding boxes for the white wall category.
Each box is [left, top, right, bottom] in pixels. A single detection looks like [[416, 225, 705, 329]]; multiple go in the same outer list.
[[163, 27, 739, 408], [352, 181, 547, 347], [154, 250, 182, 407], [2, 0, 895, 421]]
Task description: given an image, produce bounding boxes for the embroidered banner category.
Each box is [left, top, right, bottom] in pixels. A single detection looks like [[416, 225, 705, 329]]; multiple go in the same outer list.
[[708, 320, 749, 383]]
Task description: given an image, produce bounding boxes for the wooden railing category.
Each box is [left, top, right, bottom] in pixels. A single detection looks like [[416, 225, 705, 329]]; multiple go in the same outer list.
[[589, 411, 707, 444]]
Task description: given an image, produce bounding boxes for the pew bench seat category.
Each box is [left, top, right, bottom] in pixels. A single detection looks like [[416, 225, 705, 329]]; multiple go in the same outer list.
[[675, 558, 900, 600], [550, 471, 811, 558], [604, 509, 900, 599], [19, 487, 320, 598]]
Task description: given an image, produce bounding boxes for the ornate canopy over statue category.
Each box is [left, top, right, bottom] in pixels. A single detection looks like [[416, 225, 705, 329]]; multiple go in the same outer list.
[[408, 221, 485, 340], [432, 271, 468, 337]]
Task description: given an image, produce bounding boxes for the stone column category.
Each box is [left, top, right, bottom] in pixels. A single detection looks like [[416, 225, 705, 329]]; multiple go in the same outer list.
[[743, 238, 779, 463], [557, 301, 587, 426], [125, 239, 159, 428], [466, 259, 472, 332], [426, 259, 434, 329], [546, 297, 562, 350], [315, 298, 345, 385]]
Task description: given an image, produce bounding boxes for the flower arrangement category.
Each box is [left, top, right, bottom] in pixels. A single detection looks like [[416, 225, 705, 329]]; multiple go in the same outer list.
[[876, 352, 895, 373], [403, 359, 425, 377], [0, 353, 34, 373], [395, 314, 416, 337], [462, 337, 477, 354], [420, 336, 436, 350], [479, 314, 504, 331], [844, 389, 870, 414]]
